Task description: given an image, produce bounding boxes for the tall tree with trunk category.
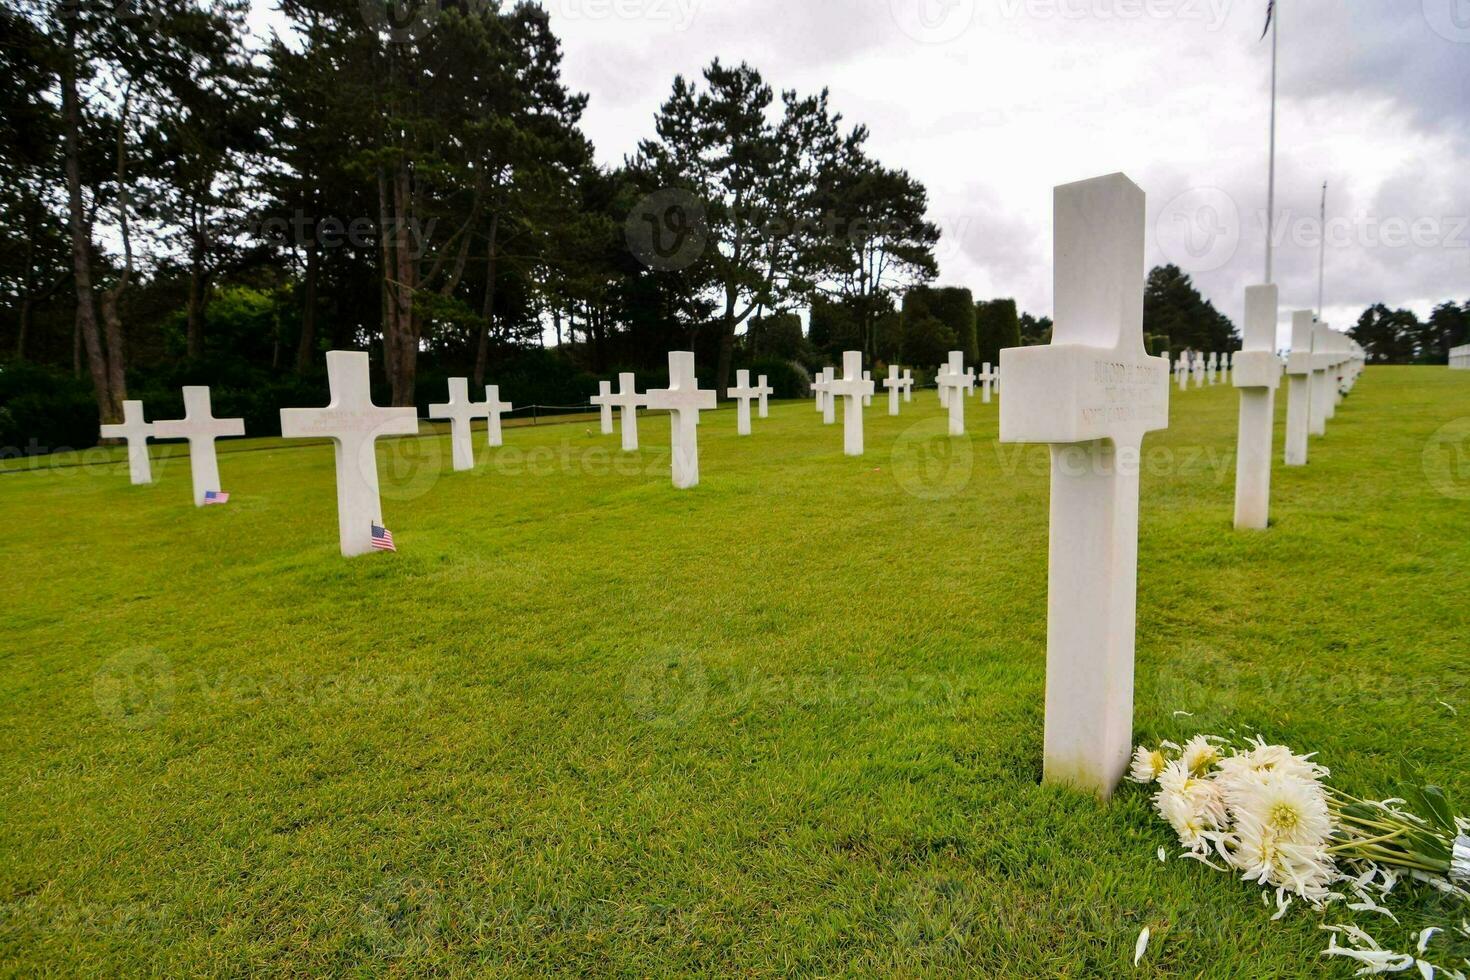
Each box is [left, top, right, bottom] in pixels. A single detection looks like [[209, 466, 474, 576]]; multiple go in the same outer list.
[[16, 0, 255, 422], [151, 10, 263, 361], [0, 7, 70, 361], [634, 62, 783, 395], [813, 136, 938, 359]]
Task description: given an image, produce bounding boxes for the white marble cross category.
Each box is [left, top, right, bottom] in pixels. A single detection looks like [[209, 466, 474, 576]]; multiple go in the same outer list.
[[862, 370, 873, 407], [1310, 323, 1332, 437], [591, 380, 615, 435], [754, 374, 773, 418], [280, 350, 420, 557], [1323, 327, 1346, 423], [1193, 354, 1205, 387], [998, 173, 1170, 799], [977, 362, 997, 404], [1283, 312, 1315, 466], [484, 385, 513, 447], [828, 351, 875, 456], [607, 373, 644, 450], [428, 378, 489, 472], [153, 386, 246, 505], [820, 368, 836, 425], [936, 350, 974, 436], [1232, 286, 1284, 530], [726, 369, 760, 436], [882, 364, 904, 416], [100, 400, 156, 486], [937, 364, 950, 408], [644, 351, 716, 488]]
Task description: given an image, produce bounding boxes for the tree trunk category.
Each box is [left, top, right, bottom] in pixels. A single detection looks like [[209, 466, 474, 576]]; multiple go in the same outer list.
[[715, 289, 738, 397], [390, 161, 417, 406], [99, 279, 127, 404], [297, 233, 319, 373], [377, 166, 399, 389], [16, 298, 30, 361], [60, 25, 115, 423], [473, 210, 500, 387], [100, 88, 135, 405], [186, 252, 205, 359], [589, 303, 607, 373], [16, 213, 35, 360], [552, 306, 562, 348]]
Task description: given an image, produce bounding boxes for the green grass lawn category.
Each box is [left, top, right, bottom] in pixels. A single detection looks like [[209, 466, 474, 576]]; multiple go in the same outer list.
[[2, 366, 1467, 976]]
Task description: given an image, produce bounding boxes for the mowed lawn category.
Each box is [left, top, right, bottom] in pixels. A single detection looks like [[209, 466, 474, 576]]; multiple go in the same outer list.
[[1, 366, 1467, 976]]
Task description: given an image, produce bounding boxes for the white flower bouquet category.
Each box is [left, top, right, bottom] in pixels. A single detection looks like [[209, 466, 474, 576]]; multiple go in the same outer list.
[[1130, 735, 1470, 975]]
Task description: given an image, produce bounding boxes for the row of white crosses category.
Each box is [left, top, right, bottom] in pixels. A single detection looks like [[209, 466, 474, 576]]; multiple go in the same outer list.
[[99, 388, 245, 506], [1232, 291, 1366, 530], [809, 358, 918, 452], [427, 378, 513, 472], [1279, 316, 1362, 467], [881, 365, 915, 415], [725, 370, 773, 436], [274, 349, 729, 556], [1451, 344, 1470, 370], [1172, 352, 1232, 389]]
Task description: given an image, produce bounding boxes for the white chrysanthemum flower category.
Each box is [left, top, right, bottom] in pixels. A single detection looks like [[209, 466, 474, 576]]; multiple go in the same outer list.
[[1225, 772, 1336, 901], [1181, 735, 1222, 776], [1215, 737, 1328, 798], [1155, 760, 1228, 851], [1130, 745, 1169, 784]]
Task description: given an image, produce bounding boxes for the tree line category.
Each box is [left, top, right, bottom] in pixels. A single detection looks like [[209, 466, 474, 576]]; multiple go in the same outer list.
[[1, 0, 952, 429], [5, 0, 1458, 454]]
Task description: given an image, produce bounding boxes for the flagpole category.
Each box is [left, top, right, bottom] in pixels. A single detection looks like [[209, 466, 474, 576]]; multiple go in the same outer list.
[[1316, 180, 1327, 319], [1264, 1, 1278, 284]]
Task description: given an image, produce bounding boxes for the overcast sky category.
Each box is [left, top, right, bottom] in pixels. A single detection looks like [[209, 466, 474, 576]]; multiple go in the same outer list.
[[532, 0, 1468, 344]]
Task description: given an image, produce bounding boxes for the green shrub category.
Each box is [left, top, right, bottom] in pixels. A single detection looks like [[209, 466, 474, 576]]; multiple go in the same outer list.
[[976, 298, 1020, 366], [902, 286, 975, 363], [0, 362, 99, 454], [745, 357, 809, 399]]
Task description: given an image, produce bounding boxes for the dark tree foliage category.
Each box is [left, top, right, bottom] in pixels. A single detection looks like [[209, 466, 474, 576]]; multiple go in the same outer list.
[[1019, 312, 1052, 346], [975, 298, 1020, 366], [1143, 264, 1238, 357], [1349, 304, 1431, 364], [902, 286, 974, 366]]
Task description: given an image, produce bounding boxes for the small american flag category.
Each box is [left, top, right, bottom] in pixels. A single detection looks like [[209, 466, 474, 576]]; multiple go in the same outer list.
[[204, 490, 230, 505], [371, 524, 396, 552]]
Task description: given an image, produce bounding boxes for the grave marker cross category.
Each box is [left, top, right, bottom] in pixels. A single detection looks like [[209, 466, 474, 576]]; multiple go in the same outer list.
[[99, 400, 157, 486], [607, 373, 645, 451], [153, 386, 246, 505], [726, 369, 760, 436], [428, 377, 489, 472], [998, 173, 1170, 799], [484, 386, 513, 448], [936, 351, 975, 436], [591, 380, 615, 435], [1231, 286, 1284, 529], [280, 350, 421, 557], [754, 374, 774, 418], [644, 351, 716, 488], [827, 351, 876, 456], [882, 364, 904, 416]]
